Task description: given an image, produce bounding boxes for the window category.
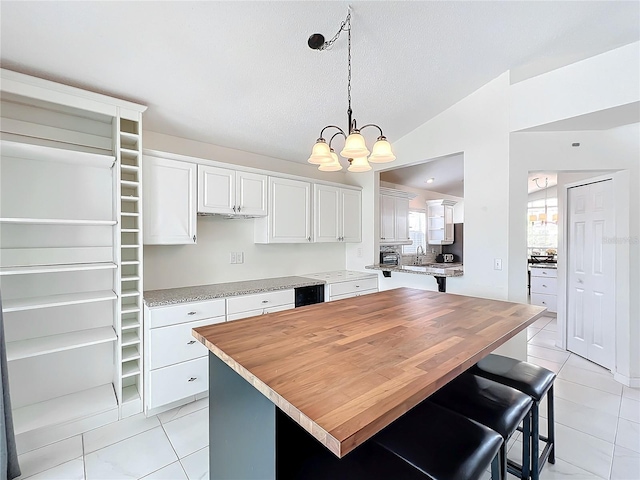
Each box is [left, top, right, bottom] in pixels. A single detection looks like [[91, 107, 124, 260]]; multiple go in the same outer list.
[[403, 210, 426, 254], [527, 198, 558, 255]]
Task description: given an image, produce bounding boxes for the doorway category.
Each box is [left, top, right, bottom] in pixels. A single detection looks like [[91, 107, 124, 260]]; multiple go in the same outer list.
[[566, 178, 615, 370]]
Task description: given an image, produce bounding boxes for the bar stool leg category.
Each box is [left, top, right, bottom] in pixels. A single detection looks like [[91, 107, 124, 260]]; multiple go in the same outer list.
[[521, 410, 531, 480], [548, 385, 555, 464], [531, 401, 540, 480], [491, 453, 501, 480]]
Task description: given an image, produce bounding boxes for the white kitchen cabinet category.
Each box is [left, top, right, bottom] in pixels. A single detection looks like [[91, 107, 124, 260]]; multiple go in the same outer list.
[[530, 267, 557, 313], [0, 69, 146, 449], [427, 199, 456, 245], [143, 156, 197, 245], [328, 277, 378, 301], [255, 177, 312, 243], [144, 298, 225, 414], [380, 188, 414, 245], [314, 185, 362, 243], [198, 165, 267, 217]]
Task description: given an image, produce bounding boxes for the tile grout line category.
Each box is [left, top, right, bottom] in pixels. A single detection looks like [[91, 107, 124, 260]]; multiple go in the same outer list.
[[82, 435, 87, 480]]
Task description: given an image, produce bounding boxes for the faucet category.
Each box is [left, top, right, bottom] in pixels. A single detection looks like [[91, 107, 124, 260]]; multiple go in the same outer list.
[[416, 245, 425, 264]]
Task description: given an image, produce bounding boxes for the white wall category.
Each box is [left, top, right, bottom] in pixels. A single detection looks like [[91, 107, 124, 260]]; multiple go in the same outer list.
[[380, 181, 464, 216], [142, 132, 349, 291]]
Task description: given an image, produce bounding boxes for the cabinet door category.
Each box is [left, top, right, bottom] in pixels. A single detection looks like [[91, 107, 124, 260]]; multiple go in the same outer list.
[[198, 165, 235, 214], [380, 195, 396, 241], [444, 205, 455, 243], [143, 156, 197, 245], [269, 177, 311, 243], [314, 184, 340, 242], [236, 172, 267, 216], [341, 189, 362, 243], [395, 197, 410, 243]]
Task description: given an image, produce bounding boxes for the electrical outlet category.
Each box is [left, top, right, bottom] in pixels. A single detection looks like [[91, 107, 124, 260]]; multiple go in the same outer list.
[[494, 258, 502, 270], [237, 252, 244, 264], [229, 252, 237, 264]]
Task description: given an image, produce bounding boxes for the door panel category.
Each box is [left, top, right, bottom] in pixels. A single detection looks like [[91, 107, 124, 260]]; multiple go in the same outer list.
[[566, 180, 615, 369]]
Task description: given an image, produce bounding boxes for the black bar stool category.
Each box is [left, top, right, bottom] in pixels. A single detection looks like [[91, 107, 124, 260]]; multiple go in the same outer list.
[[428, 372, 533, 480], [471, 354, 556, 480], [374, 401, 503, 480]]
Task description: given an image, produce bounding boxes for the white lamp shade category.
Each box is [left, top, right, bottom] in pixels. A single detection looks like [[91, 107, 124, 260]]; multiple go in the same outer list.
[[308, 141, 333, 165], [538, 213, 547, 222], [347, 157, 371, 172], [368, 139, 396, 163], [318, 151, 343, 171], [340, 132, 370, 158], [528, 214, 537, 222]]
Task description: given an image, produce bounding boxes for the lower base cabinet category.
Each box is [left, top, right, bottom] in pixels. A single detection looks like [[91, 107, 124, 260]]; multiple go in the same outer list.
[[147, 357, 208, 410], [328, 277, 378, 301]]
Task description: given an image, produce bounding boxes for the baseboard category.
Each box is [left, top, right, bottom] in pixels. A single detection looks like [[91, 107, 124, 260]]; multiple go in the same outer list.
[[614, 372, 640, 388]]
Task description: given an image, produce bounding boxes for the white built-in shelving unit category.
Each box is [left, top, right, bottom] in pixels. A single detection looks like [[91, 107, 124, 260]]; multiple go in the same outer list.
[[0, 68, 146, 451]]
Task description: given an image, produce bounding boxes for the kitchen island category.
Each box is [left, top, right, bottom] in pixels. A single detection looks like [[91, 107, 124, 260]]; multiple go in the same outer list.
[[366, 262, 463, 292], [193, 287, 545, 479]]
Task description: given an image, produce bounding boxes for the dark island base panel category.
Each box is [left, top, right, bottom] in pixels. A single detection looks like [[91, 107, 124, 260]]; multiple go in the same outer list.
[[209, 354, 425, 480]]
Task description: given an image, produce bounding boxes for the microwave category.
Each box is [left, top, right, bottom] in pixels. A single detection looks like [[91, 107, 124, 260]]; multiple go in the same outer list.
[[380, 252, 399, 265]]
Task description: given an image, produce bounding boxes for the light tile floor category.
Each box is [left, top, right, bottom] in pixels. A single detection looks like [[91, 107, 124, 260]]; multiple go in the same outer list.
[[14, 315, 640, 480]]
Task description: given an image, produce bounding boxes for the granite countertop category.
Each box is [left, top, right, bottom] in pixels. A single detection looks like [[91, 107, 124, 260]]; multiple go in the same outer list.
[[529, 263, 557, 270], [300, 270, 378, 283], [366, 263, 464, 277], [144, 276, 325, 307]]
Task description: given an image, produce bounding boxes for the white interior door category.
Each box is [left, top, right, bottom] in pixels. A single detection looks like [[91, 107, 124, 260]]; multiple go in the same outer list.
[[566, 180, 615, 369]]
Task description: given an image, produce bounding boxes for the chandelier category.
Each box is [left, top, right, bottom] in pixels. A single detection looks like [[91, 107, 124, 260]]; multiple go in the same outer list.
[[307, 10, 396, 172]]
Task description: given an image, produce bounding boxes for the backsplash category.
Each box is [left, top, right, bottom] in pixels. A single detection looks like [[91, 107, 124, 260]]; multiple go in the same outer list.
[[380, 245, 440, 266]]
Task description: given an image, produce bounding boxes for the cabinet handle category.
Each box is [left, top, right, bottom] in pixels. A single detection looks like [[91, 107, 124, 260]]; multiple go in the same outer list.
[[578, 279, 583, 284], [187, 340, 196, 345], [238, 206, 242, 212], [262, 300, 269, 304], [188, 377, 197, 382], [542, 284, 547, 288], [233, 205, 236, 212], [193, 235, 196, 242], [355, 285, 360, 288], [542, 302, 547, 305], [308, 236, 311, 242], [187, 311, 196, 315]]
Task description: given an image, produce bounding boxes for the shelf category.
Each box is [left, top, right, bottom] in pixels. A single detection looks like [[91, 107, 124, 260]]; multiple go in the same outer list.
[[2, 290, 116, 313], [121, 275, 140, 282], [121, 361, 140, 378], [121, 229, 140, 233], [120, 180, 139, 188], [6, 327, 117, 361], [121, 345, 140, 362], [0, 262, 116, 276], [1, 140, 115, 169], [12, 384, 117, 435], [0, 217, 116, 226], [120, 196, 139, 202], [122, 385, 141, 404], [121, 331, 140, 347], [121, 212, 140, 218], [121, 306, 140, 315], [121, 317, 140, 330], [120, 164, 139, 173], [121, 260, 140, 266], [119, 131, 139, 141], [121, 289, 140, 298], [120, 147, 139, 158], [121, 245, 140, 249]]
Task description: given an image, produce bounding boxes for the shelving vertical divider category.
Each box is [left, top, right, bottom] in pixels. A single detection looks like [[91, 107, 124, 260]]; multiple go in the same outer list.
[[117, 109, 144, 418]]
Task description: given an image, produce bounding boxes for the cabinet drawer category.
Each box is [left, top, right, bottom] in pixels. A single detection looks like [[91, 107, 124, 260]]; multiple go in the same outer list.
[[227, 303, 294, 322], [530, 268, 557, 278], [531, 277, 557, 295], [149, 317, 224, 370], [329, 278, 378, 297], [530, 293, 557, 313], [226, 290, 294, 315], [148, 299, 226, 328], [148, 357, 208, 409], [330, 289, 378, 302]]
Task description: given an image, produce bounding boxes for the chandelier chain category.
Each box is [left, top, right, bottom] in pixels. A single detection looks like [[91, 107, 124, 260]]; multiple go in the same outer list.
[[318, 12, 351, 51], [347, 14, 351, 117]]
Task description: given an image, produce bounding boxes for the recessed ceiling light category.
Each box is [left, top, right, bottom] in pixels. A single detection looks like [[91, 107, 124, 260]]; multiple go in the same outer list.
[[426, 177, 435, 184]]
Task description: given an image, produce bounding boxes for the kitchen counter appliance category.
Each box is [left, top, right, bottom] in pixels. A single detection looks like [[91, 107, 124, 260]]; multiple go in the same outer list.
[[295, 284, 325, 307]]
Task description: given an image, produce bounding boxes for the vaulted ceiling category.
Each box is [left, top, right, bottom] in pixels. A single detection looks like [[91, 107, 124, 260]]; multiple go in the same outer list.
[[1, 1, 638, 165]]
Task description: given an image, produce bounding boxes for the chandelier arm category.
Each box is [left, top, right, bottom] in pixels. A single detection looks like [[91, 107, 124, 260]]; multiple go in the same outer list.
[[359, 123, 385, 137], [328, 131, 347, 149], [319, 125, 347, 139]]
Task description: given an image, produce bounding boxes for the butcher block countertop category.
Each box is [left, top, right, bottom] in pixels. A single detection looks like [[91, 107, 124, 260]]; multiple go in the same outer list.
[[192, 287, 546, 458]]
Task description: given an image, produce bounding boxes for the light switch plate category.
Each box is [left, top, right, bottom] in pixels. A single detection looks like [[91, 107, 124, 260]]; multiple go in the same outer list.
[[230, 252, 237, 264], [494, 258, 502, 270], [237, 252, 244, 264]]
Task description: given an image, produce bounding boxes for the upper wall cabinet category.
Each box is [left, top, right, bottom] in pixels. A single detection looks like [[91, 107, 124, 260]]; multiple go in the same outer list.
[[427, 199, 456, 245], [255, 177, 311, 243], [314, 185, 362, 243], [379, 188, 415, 246], [143, 156, 197, 245], [197, 165, 267, 217]]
